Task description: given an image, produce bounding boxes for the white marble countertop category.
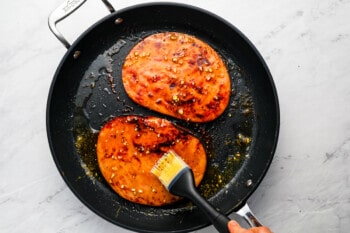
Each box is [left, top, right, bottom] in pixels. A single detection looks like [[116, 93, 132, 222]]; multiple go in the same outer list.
[[1, 0, 349, 232]]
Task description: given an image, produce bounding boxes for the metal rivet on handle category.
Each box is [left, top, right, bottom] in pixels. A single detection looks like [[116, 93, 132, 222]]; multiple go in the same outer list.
[[246, 179, 253, 187], [115, 18, 123, 25], [73, 51, 81, 59]]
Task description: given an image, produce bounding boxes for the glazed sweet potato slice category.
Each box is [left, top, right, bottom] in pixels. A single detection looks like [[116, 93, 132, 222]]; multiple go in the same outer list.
[[122, 32, 231, 122], [96, 116, 207, 206]]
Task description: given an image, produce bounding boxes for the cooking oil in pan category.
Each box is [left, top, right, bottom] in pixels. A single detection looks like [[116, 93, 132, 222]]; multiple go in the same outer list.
[[199, 132, 252, 198]]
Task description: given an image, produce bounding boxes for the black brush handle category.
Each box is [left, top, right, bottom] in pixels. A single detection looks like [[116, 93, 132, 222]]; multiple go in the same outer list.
[[169, 168, 230, 233]]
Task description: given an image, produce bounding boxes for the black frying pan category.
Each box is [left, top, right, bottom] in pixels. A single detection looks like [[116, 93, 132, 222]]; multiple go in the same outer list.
[[47, 1, 279, 232]]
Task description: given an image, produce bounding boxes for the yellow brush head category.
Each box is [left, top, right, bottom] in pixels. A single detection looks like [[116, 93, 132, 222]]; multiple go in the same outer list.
[[151, 150, 189, 190]]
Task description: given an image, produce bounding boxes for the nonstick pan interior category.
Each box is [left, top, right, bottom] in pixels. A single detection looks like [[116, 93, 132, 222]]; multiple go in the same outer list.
[[47, 3, 279, 232]]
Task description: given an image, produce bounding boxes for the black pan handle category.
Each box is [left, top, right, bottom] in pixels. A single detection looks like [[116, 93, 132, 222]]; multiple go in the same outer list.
[[48, 0, 115, 49], [236, 203, 263, 227]]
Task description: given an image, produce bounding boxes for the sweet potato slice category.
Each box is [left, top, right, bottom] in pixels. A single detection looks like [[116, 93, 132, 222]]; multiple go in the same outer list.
[[122, 32, 231, 122], [96, 115, 207, 206]]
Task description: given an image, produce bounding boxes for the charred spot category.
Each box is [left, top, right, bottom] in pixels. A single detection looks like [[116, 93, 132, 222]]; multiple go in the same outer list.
[[104, 153, 112, 158], [148, 138, 179, 154], [103, 121, 114, 129], [134, 144, 145, 153], [175, 98, 197, 106], [206, 101, 219, 110], [215, 94, 224, 101], [140, 120, 155, 131], [151, 75, 160, 83], [191, 42, 201, 48], [133, 156, 141, 163], [148, 144, 168, 155], [197, 56, 210, 67], [153, 87, 162, 93], [195, 86, 204, 94], [169, 82, 176, 89], [117, 146, 129, 156], [104, 148, 115, 158], [188, 60, 196, 66], [130, 70, 138, 82]]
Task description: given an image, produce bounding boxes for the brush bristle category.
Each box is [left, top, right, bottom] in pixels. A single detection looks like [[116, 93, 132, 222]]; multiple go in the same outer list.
[[151, 150, 189, 190]]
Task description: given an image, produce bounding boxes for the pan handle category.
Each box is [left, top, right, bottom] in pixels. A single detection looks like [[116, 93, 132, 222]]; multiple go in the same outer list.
[[48, 0, 115, 49], [236, 203, 263, 227]]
